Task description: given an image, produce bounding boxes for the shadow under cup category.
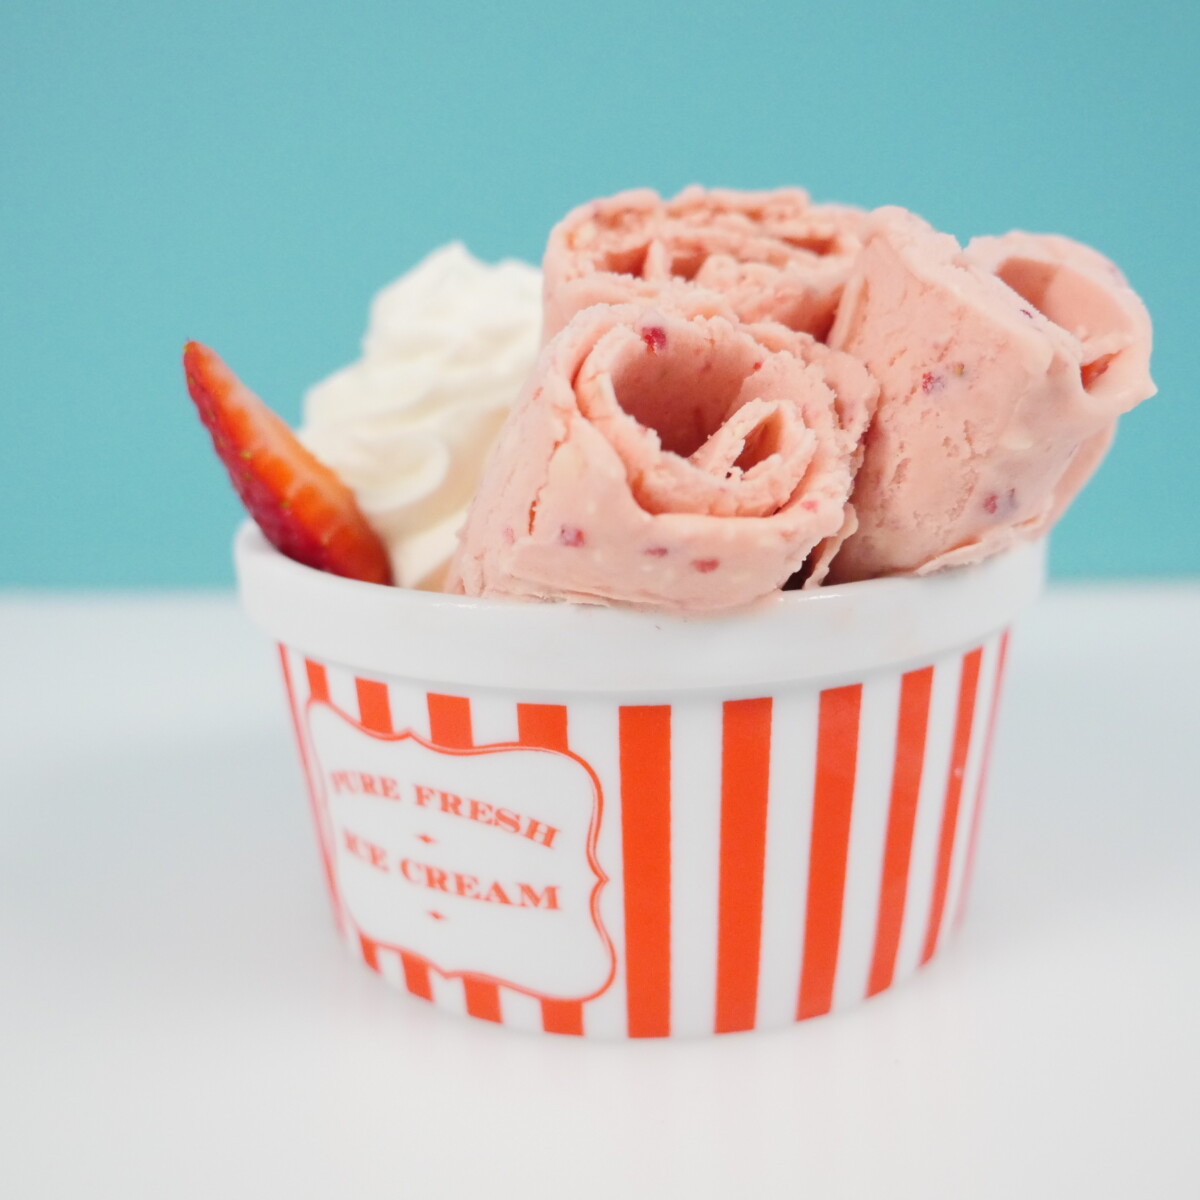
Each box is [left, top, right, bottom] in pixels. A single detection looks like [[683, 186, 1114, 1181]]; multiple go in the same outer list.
[[235, 522, 1045, 1038]]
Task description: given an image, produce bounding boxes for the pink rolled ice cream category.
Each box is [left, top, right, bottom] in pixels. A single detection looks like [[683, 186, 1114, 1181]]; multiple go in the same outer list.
[[447, 301, 878, 612], [826, 208, 1155, 583], [542, 186, 865, 344]]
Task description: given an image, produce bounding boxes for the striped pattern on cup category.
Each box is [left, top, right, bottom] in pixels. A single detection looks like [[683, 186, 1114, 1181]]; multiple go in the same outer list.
[[277, 629, 1010, 1037]]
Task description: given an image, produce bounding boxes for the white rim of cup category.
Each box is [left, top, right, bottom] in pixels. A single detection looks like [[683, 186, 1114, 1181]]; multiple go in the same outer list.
[[234, 521, 1046, 695]]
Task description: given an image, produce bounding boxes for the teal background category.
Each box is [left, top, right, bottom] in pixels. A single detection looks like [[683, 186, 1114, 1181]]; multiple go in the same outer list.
[[2, 0, 1196, 587]]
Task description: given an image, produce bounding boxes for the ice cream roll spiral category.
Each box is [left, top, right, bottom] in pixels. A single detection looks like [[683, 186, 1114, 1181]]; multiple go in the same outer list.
[[542, 187, 866, 344], [827, 208, 1155, 583], [447, 300, 878, 612]]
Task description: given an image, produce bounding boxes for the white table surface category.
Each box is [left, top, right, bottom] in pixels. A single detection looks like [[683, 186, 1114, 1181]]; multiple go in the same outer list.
[[1, 585, 1197, 1199]]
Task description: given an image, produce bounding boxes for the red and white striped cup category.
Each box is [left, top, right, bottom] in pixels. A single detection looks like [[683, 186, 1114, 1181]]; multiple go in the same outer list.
[[236, 523, 1044, 1037]]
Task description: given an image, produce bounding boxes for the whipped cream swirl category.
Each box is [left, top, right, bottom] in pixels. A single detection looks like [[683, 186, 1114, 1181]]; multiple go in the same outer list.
[[300, 243, 542, 588]]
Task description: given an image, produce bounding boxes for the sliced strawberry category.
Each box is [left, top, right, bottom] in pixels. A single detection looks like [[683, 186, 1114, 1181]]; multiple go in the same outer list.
[[183, 341, 393, 584]]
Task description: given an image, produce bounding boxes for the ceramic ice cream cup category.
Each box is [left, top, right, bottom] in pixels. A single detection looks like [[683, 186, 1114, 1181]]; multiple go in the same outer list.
[[235, 520, 1044, 1037]]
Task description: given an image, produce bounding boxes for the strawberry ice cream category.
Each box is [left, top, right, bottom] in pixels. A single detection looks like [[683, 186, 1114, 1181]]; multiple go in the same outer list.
[[446, 301, 878, 612], [826, 208, 1155, 583], [190, 185, 1156, 611], [542, 186, 865, 344]]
